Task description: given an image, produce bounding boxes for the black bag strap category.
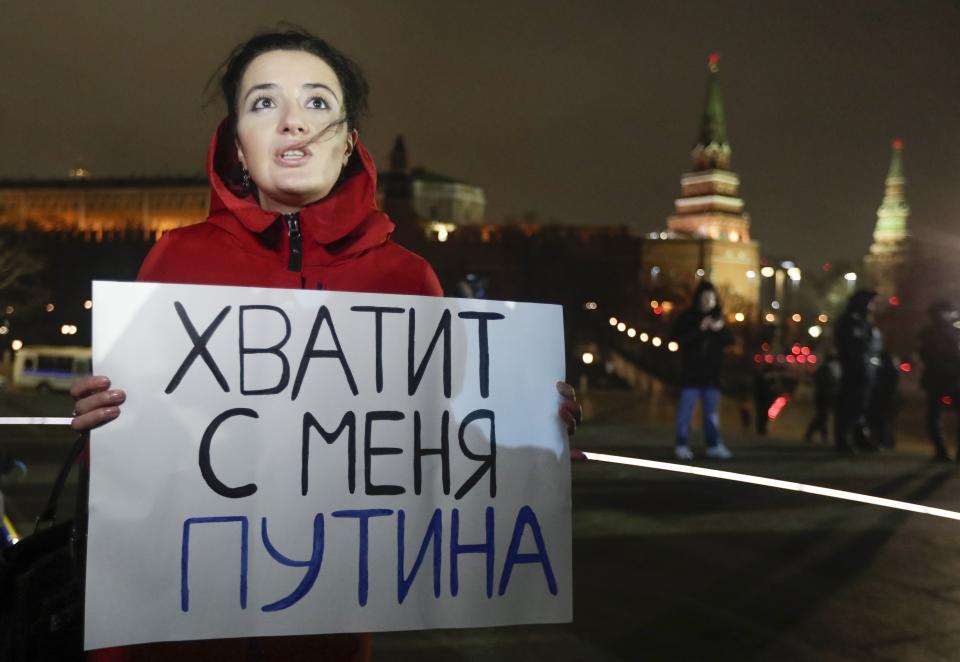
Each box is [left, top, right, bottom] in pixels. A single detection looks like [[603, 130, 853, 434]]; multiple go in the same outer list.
[[34, 433, 87, 533]]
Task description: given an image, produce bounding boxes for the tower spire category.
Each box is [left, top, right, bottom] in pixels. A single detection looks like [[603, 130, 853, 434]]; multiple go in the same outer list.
[[692, 53, 731, 171], [872, 138, 910, 244], [389, 135, 409, 173]]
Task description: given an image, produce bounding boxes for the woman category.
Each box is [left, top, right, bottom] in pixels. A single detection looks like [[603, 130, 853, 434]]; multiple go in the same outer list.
[[70, 29, 581, 662], [670, 281, 733, 460]]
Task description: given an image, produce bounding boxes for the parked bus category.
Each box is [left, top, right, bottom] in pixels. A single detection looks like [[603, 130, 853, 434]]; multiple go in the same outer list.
[[11, 345, 92, 392]]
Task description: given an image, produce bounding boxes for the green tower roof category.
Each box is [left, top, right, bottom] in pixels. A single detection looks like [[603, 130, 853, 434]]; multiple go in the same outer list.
[[697, 54, 727, 147], [691, 54, 732, 171], [887, 138, 904, 180]]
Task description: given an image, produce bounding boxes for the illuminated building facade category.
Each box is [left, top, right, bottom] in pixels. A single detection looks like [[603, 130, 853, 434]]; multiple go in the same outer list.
[[641, 55, 760, 320], [377, 136, 486, 244], [0, 177, 207, 240]]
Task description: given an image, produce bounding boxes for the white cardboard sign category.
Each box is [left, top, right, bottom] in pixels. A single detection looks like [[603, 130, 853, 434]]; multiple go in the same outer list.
[[85, 281, 571, 650]]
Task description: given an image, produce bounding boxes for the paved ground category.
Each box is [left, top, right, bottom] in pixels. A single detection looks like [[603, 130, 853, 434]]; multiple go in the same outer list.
[[3, 388, 960, 660]]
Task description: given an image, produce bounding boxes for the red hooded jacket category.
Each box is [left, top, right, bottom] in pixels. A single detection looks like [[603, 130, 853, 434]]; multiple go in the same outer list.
[[90, 123, 440, 662], [138, 120, 442, 296]]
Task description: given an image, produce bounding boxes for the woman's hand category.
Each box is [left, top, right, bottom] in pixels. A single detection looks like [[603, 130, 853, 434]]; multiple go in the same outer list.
[[556, 381, 582, 435], [70, 375, 126, 433]]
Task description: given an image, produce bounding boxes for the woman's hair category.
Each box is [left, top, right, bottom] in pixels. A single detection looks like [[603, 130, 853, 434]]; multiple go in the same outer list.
[[216, 29, 370, 137]]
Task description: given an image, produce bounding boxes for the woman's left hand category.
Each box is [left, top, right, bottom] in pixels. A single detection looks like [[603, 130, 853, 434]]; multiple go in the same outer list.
[[556, 381, 582, 435]]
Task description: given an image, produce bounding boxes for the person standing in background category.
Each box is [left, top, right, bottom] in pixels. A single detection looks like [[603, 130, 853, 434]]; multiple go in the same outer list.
[[834, 290, 883, 453], [805, 353, 840, 443], [918, 299, 960, 461], [671, 281, 734, 460]]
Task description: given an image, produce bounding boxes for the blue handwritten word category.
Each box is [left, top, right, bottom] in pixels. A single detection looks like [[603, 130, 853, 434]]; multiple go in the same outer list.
[[179, 506, 556, 612]]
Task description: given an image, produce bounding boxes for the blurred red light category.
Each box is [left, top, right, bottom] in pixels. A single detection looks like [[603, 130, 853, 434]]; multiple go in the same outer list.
[[754, 354, 762, 363], [767, 395, 789, 420], [899, 362, 912, 373], [761, 343, 770, 351], [776, 355, 785, 363], [943, 396, 954, 406], [801, 347, 811, 355], [764, 355, 774, 364], [786, 355, 796, 363], [797, 355, 807, 363], [791, 346, 801, 355], [822, 263, 832, 272], [653, 306, 662, 315], [889, 296, 900, 306], [808, 355, 818, 364]]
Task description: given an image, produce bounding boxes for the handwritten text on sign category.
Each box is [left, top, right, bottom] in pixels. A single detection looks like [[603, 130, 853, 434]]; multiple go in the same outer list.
[[85, 281, 571, 650]]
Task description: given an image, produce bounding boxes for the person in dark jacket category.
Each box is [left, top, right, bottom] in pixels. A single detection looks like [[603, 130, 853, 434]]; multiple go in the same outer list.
[[917, 299, 960, 461], [804, 353, 840, 442], [834, 289, 883, 453], [754, 364, 778, 436], [671, 281, 734, 460]]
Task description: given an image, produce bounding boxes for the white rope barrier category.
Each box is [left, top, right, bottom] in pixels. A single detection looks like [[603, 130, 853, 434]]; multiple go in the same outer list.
[[583, 451, 960, 522], [0, 417, 73, 426]]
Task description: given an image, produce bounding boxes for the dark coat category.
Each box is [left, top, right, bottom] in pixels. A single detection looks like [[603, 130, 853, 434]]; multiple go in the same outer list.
[[918, 322, 960, 395], [835, 304, 882, 384], [672, 308, 733, 388]]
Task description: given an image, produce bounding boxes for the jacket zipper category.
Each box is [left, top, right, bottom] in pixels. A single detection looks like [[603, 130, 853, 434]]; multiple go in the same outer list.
[[283, 212, 303, 272]]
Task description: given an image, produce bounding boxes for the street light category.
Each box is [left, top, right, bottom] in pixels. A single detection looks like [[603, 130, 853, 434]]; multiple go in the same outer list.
[[760, 266, 775, 278], [609, 317, 618, 326], [844, 272, 857, 282], [582, 352, 595, 365], [617, 322, 626, 332]]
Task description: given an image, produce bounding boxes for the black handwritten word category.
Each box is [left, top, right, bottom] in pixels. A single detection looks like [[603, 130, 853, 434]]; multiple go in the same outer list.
[[180, 505, 558, 612], [198, 408, 496, 500], [165, 302, 505, 399]]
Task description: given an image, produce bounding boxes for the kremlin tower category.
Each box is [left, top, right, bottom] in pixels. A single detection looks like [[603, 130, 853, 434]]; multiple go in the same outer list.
[[642, 54, 760, 317], [864, 138, 913, 302]]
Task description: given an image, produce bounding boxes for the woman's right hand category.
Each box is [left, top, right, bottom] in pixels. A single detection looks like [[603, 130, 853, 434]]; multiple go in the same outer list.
[[70, 375, 126, 432]]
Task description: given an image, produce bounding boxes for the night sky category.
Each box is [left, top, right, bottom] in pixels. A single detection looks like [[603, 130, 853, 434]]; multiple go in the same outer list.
[[2, 1, 957, 268]]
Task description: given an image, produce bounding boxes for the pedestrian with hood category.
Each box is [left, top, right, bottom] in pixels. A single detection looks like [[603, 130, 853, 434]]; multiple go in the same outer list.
[[917, 299, 960, 461], [834, 289, 883, 453], [671, 281, 734, 460]]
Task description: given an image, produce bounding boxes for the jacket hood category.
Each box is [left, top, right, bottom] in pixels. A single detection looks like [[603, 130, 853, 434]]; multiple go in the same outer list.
[[205, 119, 394, 266]]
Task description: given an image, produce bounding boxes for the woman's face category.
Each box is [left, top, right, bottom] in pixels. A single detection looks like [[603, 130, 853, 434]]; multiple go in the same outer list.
[[699, 290, 717, 313], [235, 49, 355, 213]]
